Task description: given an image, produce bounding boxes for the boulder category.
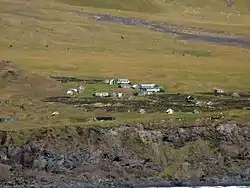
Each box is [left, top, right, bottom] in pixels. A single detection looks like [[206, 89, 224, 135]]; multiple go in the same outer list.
[[139, 109, 146, 114], [0, 146, 8, 161], [0, 163, 11, 180], [33, 156, 48, 170], [216, 124, 239, 136], [232, 92, 240, 98]]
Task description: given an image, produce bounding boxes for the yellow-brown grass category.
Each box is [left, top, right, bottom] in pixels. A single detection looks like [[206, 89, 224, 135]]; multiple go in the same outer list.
[[0, 0, 250, 130]]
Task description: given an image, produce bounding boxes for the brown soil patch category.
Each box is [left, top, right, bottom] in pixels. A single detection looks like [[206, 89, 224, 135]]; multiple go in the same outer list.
[[0, 60, 64, 99]]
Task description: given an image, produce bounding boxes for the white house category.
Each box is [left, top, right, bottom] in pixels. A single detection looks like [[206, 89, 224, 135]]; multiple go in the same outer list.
[[143, 88, 161, 92], [118, 84, 132, 88], [109, 79, 116, 85], [138, 84, 157, 88], [117, 79, 131, 85], [214, 88, 225, 95], [93, 92, 110, 97]]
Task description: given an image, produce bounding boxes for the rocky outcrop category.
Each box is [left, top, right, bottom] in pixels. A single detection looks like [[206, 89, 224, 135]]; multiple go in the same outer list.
[[1, 121, 250, 187]]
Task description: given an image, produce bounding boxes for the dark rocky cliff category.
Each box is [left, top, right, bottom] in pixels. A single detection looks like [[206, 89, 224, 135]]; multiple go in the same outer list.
[[1, 119, 250, 187]]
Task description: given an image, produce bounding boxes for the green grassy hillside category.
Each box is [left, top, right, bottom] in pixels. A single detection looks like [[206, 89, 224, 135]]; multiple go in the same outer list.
[[60, 0, 250, 13], [0, 0, 250, 130], [0, 0, 250, 94], [59, 0, 164, 13], [59, 0, 250, 34], [163, 0, 250, 10]]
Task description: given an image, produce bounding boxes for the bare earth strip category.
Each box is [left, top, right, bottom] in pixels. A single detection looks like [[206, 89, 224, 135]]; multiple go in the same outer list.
[[84, 13, 250, 49]]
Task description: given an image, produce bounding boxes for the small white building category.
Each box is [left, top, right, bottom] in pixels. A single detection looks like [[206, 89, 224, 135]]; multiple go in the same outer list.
[[93, 92, 110, 97], [138, 84, 158, 89], [77, 85, 85, 93], [132, 84, 139, 89], [109, 79, 116, 85], [143, 88, 161, 93], [117, 79, 131, 85], [66, 90, 74, 95], [66, 88, 78, 95], [214, 88, 225, 95], [118, 84, 132, 88], [117, 93, 123, 98]]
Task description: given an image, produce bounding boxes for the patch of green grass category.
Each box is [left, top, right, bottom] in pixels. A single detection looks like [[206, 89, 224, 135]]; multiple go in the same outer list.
[[133, 96, 152, 101], [63, 82, 118, 97], [59, 0, 163, 13], [57, 0, 250, 34], [2, 109, 250, 147], [183, 50, 212, 57], [1, 0, 250, 95], [79, 83, 117, 97], [159, 140, 216, 180]]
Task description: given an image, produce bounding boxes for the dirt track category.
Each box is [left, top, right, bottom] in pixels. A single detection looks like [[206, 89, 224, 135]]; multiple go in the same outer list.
[[86, 13, 250, 49]]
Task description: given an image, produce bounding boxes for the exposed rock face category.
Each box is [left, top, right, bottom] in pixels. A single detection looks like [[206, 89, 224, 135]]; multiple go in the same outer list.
[[1, 122, 250, 186], [0, 163, 11, 181]]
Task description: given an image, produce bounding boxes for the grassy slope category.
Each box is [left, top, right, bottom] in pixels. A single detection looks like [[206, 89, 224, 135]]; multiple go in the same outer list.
[[59, 0, 163, 13], [0, 0, 250, 130], [61, 0, 250, 12], [1, 0, 250, 92], [61, 0, 250, 34]]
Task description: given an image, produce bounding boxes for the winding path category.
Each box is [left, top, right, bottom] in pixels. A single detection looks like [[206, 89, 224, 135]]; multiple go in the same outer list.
[[85, 13, 250, 49]]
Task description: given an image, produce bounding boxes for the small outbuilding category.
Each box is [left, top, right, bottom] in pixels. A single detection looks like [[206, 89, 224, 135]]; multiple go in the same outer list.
[[117, 79, 131, 85], [214, 88, 225, 95], [136, 84, 165, 93], [118, 84, 132, 88], [94, 116, 115, 122], [93, 92, 110, 97]]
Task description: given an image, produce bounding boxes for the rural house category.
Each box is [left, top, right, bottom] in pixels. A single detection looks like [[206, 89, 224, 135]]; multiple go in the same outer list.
[[105, 78, 131, 85], [214, 88, 225, 95], [117, 78, 131, 85], [118, 84, 132, 88], [136, 84, 165, 93], [93, 92, 110, 97]]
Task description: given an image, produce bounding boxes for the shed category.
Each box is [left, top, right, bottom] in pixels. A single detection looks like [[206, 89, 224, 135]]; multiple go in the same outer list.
[[137, 84, 165, 92], [214, 88, 225, 95], [93, 92, 110, 97], [117, 93, 123, 98], [143, 88, 161, 92], [138, 84, 158, 89], [117, 79, 131, 85], [94, 116, 115, 121], [118, 84, 132, 88], [185, 95, 197, 103], [109, 79, 116, 85]]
